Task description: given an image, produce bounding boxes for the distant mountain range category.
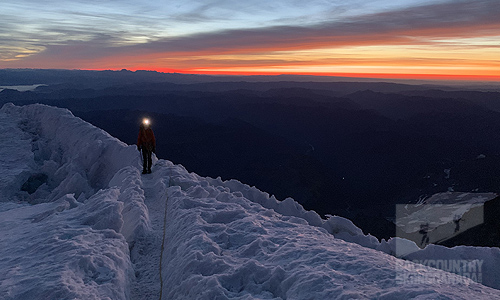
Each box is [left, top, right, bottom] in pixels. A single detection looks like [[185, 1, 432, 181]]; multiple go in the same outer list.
[[2, 69, 500, 240]]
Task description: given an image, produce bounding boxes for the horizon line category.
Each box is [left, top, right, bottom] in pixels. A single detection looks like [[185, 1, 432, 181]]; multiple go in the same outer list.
[[2, 67, 500, 84]]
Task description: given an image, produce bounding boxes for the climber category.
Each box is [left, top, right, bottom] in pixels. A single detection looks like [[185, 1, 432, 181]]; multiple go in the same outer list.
[[137, 118, 156, 174]]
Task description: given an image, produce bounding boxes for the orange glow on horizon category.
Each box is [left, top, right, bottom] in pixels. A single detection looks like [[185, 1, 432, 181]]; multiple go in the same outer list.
[[116, 66, 500, 82], [4, 29, 499, 83], [3, 0, 500, 85]]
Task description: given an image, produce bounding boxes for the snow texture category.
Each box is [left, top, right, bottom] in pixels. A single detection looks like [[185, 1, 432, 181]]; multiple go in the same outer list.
[[1, 103, 500, 299]]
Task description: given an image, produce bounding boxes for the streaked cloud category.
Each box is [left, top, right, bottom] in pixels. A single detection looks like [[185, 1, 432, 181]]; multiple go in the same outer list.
[[1, 0, 499, 79], [141, 0, 500, 54]]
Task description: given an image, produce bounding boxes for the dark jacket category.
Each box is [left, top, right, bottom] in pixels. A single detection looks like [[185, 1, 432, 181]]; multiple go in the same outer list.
[[137, 125, 156, 151]]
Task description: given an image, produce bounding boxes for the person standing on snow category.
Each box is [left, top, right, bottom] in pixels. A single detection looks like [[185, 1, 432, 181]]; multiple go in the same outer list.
[[137, 118, 156, 174]]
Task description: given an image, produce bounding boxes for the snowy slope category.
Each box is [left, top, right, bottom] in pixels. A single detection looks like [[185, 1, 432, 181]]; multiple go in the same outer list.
[[1, 103, 500, 299], [157, 163, 500, 299], [0, 103, 147, 299]]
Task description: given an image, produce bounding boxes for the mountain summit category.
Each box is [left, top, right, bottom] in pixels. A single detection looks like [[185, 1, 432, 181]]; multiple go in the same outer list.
[[1, 103, 499, 299]]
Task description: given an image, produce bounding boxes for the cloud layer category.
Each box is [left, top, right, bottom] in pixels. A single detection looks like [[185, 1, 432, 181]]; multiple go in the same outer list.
[[1, 0, 499, 79]]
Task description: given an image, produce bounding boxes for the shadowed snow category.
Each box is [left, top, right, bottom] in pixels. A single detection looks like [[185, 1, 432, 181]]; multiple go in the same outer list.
[[1, 103, 500, 299]]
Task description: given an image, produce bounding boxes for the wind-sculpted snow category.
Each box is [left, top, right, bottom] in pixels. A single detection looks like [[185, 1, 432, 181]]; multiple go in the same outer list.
[[1, 103, 500, 299], [0, 106, 34, 200], [0, 103, 149, 299], [159, 162, 500, 299], [0, 193, 133, 299], [404, 244, 500, 290], [1, 103, 139, 202], [201, 176, 383, 249]]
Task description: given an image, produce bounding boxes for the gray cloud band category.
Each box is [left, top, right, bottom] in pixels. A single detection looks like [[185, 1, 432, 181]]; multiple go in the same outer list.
[[2, 0, 499, 63]]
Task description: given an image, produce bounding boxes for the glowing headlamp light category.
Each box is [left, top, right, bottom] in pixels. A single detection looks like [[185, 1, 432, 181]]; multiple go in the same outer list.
[[143, 118, 150, 126]]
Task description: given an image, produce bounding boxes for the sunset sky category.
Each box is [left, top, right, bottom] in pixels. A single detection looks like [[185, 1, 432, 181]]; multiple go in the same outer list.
[[1, 0, 499, 80]]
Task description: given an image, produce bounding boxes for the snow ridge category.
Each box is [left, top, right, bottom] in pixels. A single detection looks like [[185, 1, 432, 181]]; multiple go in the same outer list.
[[159, 161, 500, 299], [1, 103, 500, 299], [0, 103, 148, 299]]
